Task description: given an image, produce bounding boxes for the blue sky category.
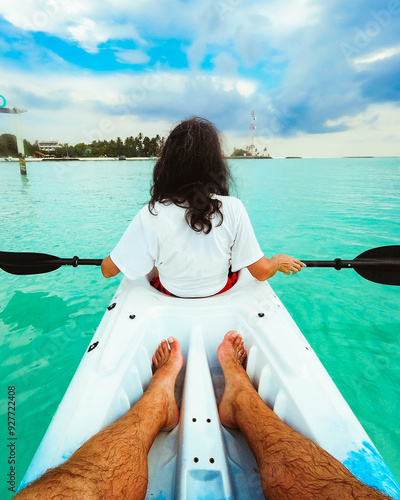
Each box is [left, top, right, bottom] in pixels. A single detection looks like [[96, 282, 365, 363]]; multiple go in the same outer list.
[[0, 0, 399, 157]]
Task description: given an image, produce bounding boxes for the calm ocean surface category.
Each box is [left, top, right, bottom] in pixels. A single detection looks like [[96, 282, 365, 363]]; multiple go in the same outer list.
[[1, 157, 399, 497]]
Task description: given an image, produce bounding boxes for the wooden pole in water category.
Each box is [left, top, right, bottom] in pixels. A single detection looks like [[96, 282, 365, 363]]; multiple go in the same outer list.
[[14, 112, 27, 175], [0, 106, 28, 175]]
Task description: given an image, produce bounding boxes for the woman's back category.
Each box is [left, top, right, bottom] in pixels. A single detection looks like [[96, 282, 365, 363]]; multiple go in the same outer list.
[[110, 195, 263, 297]]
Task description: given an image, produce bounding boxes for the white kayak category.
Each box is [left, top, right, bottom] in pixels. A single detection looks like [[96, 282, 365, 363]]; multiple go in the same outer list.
[[20, 269, 400, 499]]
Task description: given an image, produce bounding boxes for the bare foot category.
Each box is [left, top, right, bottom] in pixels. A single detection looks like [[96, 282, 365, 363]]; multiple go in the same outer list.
[[148, 337, 183, 431], [217, 330, 253, 428]]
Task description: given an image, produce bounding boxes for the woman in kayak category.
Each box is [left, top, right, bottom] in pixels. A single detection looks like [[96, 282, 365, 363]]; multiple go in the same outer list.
[[101, 117, 304, 296]]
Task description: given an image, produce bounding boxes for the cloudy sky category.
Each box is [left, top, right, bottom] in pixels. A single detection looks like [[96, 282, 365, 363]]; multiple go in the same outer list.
[[0, 0, 399, 157]]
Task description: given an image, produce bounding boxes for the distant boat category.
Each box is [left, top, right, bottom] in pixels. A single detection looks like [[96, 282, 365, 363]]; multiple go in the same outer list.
[[3, 156, 42, 162], [26, 157, 43, 162], [42, 157, 79, 161]]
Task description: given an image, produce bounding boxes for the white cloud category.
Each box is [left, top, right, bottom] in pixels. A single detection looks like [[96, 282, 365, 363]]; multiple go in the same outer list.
[[115, 50, 150, 65], [256, 0, 321, 39], [0, 61, 255, 144], [274, 103, 400, 157], [1, 0, 87, 35], [354, 45, 400, 66], [0, 0, 146, 52], [236, 80, 256, 97], [0, 0, 323, 61], [68, 18, 108, 54], [0, 0, 321, 66], [325, 104, 400, 134]]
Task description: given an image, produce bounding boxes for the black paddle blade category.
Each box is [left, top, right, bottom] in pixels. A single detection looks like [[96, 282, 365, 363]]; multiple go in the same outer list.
[[0, 251, 62, 275], [354, 246, 400, 286]]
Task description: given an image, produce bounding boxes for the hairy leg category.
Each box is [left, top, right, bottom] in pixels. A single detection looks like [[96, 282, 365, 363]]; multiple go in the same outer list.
[[16, 337, 183, 500], [217, 331, 392, 500]]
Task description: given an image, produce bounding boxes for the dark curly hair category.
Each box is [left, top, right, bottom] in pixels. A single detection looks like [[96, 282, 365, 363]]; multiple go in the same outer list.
[[149, 117, 232, 234]]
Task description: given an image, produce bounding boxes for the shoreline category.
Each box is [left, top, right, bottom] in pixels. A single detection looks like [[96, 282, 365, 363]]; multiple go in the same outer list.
[[2, 155, 399, 163]]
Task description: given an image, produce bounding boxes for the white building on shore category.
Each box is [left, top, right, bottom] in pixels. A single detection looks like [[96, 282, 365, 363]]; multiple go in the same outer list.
[[39, 141, 59, 152]]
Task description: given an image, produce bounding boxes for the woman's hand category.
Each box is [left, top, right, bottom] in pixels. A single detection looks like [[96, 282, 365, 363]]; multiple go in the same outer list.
[[272, 254, 306, 276], [247, 254, 305, 281]]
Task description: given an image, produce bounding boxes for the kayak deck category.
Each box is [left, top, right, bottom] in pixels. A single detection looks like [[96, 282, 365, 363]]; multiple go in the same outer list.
[[20, 270, 400, 499]]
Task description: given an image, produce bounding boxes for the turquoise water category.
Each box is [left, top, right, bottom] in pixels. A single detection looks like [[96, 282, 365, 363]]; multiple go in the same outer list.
[[0, 158, 399, 497]]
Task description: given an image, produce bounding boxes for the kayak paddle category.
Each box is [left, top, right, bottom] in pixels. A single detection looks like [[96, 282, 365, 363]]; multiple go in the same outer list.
[[0, 245, 399, 285], [302, 245, 400, 286], [0, 252, 102, 276]]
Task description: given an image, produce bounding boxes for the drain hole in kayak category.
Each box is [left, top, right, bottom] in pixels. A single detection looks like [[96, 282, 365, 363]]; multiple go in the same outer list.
[[192, 418, 197, 422], [209, 458, 215, 464], [194, 457, 199, 463], [206, 418, 211, 423]]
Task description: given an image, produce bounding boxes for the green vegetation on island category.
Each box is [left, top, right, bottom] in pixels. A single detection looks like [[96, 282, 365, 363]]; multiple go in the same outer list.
[[0, 134, 22, 157], [0, 133, 165, 158], [231, 146, 270, 158]]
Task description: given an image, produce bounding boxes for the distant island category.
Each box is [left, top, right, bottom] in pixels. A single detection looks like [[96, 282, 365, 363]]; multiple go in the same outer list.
[[1, 133, 277, 161], [230, 147, 272, 159], [229, 155, 273, 159]]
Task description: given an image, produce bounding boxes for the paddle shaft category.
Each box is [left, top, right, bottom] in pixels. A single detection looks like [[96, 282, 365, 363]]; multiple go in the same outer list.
[[57, 257, 102, 267], [302, 258, 399, 269]]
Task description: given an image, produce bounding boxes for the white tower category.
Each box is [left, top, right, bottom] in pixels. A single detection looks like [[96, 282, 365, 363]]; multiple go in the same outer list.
[[248, 110, 256, 156]]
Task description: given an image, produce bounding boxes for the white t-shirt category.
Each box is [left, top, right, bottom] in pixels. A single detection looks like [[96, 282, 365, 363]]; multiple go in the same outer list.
[[110, 195, 264, 297]]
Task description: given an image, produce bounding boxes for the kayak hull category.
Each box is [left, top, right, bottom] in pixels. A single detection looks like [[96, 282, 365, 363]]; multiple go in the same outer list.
[[20, 270, 400, 499]]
